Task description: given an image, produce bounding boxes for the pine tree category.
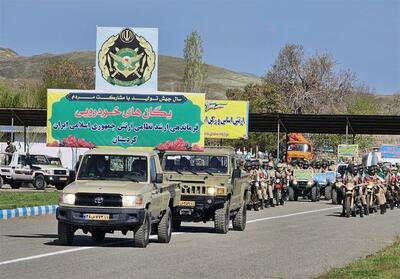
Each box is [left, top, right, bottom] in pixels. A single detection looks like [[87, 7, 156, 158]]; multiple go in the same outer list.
[[183, 31, 207, 93]]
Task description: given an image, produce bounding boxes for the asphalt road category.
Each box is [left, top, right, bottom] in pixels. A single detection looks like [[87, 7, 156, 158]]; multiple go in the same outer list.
[[1, 201, 399, 279]]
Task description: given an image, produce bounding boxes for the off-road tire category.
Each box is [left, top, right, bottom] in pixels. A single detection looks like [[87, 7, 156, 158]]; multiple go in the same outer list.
[[0, 176, 3, 188], [91, 230, 106, 242], [58, 221, 74, 245], [289, 187, 295, 201], [311, 186, 318, 202], [10, 182, 21, 189], [34, 175, 47, 190], [134, 211, 150, 248], [324, 186, 332, 200], [215, 201, 229, 234], [332, 189, 338, 204], [232, 201, 247, 231], [158, 208, 172, 243], [172, 220, 181, 230], [55, 183, 67, 190]]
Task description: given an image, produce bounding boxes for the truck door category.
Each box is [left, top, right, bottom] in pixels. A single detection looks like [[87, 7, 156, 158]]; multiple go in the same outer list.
[[149, 156, 162, 217], [231, 157, 241, 208]]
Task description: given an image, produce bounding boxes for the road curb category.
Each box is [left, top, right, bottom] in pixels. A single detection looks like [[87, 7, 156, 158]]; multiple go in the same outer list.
[[0, 205, 58, 220]]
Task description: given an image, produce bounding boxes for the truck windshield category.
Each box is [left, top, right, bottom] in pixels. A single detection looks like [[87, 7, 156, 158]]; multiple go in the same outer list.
[[77, 154, 148, 182], [48, 158, 62, 166], [164, 154, 228, 174], [29, 155, 50, 165], [288, 144, 310, 152]]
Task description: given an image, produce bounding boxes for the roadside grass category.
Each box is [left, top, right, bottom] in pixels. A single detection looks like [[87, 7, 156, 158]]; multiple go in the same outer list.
[[0, 192, 59, 209], [317, 238, 400, 279]]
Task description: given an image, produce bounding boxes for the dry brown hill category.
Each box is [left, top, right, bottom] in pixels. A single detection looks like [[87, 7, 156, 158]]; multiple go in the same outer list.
[[0, 48, 261, 99]]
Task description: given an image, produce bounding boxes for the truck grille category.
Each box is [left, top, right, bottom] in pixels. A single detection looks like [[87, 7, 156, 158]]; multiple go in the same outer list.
[[181, 185, 206, 195], [75, 193, 122, 207], [54, 170, 67, 175]]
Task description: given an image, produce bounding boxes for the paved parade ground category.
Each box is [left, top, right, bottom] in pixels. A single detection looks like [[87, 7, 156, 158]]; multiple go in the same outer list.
[[0, 201, 399, 279]]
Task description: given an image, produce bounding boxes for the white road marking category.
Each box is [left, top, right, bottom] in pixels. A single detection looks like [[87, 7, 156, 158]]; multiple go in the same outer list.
[[246, 206, 341, 224], [0, 206, 341, 266]]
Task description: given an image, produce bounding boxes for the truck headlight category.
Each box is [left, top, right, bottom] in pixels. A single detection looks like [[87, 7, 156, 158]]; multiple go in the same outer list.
[[207, 187, 216, 195], [45, 169, 54, 175], [60, 193, 75, 205], [122, 195, 144, 207], [292, 180, 298, 186], [307, 181, 313, 186]]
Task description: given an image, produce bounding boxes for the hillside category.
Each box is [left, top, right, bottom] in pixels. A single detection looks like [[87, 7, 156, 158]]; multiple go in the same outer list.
[[0, 48, 261, 99]]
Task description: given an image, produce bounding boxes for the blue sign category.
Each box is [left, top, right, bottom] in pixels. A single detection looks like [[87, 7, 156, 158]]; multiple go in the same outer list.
[[314, 173, 327, 185], [326, 171, 336, 183], [380, 144, 400, 159]]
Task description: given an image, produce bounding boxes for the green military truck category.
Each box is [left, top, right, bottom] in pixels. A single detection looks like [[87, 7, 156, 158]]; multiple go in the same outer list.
[[161, 146, 249, 234], [57, 148, 181, 248]]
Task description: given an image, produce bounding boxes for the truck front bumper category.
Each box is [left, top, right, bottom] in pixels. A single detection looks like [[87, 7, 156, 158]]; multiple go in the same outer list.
[[173, 195, 227, 222], [45, 175, 69, 185], [56, 206, 145, 229]]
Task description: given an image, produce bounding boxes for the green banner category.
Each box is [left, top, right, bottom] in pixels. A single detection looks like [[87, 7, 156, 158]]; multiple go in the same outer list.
[[338, 144, 358, 157], [47, 90, 205, 149]]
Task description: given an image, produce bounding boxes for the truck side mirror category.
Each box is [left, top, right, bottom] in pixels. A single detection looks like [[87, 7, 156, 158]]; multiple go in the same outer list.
[[232, 169, 241, 180], [154, 173, 163, 184]]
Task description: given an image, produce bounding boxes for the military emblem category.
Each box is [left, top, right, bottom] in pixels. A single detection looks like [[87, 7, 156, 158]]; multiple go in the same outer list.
[[98, 28, 156, 87]]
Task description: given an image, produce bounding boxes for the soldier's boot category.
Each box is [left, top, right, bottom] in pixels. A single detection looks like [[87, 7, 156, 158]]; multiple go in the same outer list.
[[359, 205, 364, 218], [270, 198, 275, 207], [259, 199, 264, 210], [380, 204, 385, 214], [363, 205, 369, 216], [264, 199, 270, 208], [390, 199, 394, 210]]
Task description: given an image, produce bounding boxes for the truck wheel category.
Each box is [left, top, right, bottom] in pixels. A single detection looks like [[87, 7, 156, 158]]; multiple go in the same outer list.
[[311, 186, 318, 202], [172, 220, 181, 231], [232, 201, 247, 231], [10, 182, 21, 189], [134, 211, 150, 248], [91, 230, 106, 242], [289, 187, 294, 201], [34, 175, 47, 190], [0, 176, 3, 188], [55, 183, 67, 190], [58, 221, 74, 245], [215, 201, 229, 234], [158, 208, 172, 243], [332, 189, 338, 204], [325, 186, 332, 200]]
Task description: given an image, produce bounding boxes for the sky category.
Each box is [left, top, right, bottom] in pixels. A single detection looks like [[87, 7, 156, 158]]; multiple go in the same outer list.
[[0, 0, 399, 94]]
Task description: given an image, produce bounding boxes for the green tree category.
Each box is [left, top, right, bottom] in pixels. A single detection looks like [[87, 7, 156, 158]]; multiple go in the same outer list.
[[34, 59, 95, 108], [182, 31, 207, 93], [0, 81, 22, 107], [346, 95, 379, 115]]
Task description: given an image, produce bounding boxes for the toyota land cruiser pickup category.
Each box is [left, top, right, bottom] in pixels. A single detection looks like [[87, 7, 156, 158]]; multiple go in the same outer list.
[[56, 148, 181, 248]]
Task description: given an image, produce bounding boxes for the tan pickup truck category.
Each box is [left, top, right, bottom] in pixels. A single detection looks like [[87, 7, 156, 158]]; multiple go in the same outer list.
[[57, 148, 181, 248]]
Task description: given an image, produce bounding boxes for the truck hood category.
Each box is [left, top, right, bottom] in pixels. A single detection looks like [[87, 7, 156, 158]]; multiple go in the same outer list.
[[164, 172, 228, 186], [63, 180, 150, 195], [32, 164, 67, 170]]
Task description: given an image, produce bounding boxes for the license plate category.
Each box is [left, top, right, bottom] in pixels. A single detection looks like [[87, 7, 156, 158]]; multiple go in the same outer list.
[[179, 200, 195, 207], [59, 177, 67, 181], [83, 213, 110, 221]]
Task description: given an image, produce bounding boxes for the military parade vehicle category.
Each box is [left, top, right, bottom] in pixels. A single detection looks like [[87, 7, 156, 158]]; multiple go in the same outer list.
[[5, 153, 70, 190], [161, 146, 249, 234], [289, 168, 319, 202], [57, 148, 181, 248]]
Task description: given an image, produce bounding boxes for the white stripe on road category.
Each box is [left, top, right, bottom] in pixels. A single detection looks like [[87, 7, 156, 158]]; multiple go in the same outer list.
[[0, 233, 185, 266], [247, 206, 341, 224], [0, 206, 341, 266]]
